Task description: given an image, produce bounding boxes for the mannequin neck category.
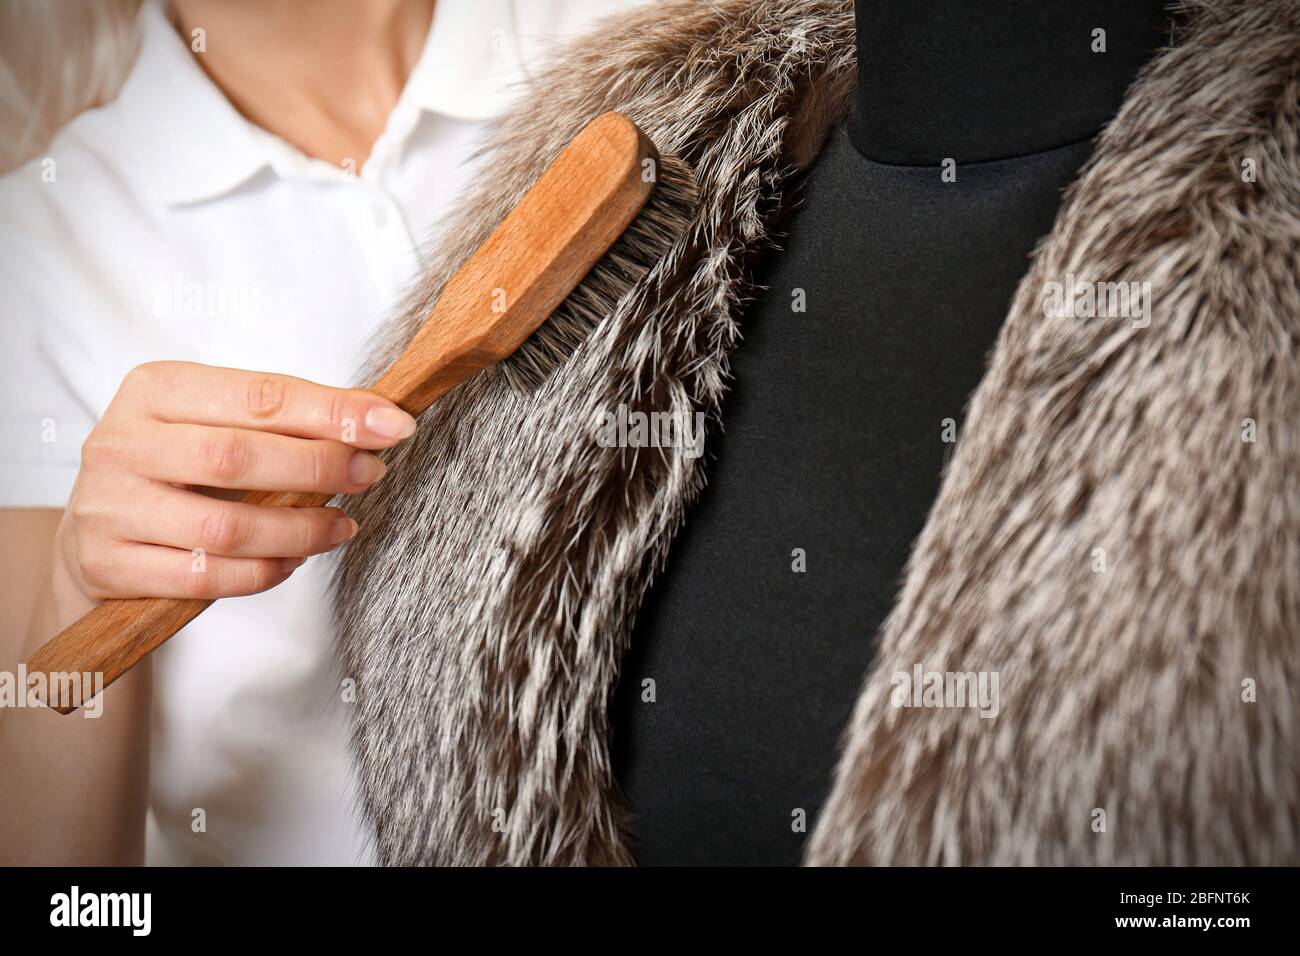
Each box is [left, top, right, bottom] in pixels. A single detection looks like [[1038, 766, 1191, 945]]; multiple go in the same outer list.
[[849, 0, 1172, 165]]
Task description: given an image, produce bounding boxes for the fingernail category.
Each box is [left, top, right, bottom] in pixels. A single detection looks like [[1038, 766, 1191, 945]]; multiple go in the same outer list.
[[349, 450, 387, 486], [330, 516, 359, 544], [364, 406, 416, 440], [280, 556, 306, 574]]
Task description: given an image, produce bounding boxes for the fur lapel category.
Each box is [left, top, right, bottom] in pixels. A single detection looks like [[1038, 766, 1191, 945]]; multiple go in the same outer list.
[[336, 0, 1300, 865]]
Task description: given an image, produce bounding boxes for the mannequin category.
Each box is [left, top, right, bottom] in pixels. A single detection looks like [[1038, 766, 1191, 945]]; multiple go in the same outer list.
[[611, 0, 1173, 865]]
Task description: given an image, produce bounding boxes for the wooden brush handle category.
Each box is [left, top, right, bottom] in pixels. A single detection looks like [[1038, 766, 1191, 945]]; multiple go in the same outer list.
[[26, 489, 334, 714], [28, 112, 659, 713]]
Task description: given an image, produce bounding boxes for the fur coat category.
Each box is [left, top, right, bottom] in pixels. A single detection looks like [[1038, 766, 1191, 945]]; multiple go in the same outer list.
[[335, 0, 1300, 865]]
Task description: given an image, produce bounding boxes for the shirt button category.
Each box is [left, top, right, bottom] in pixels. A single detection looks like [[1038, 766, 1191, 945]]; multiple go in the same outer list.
[[371, 203, 388, 228]]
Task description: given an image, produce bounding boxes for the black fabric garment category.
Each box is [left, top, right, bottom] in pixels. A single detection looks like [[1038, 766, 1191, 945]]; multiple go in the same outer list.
[[851, 0, 1171, 164], [611, 1, 1171, 866]]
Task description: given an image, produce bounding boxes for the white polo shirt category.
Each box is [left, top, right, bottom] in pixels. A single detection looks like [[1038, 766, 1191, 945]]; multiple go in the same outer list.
[[0, 0, 644, 865]]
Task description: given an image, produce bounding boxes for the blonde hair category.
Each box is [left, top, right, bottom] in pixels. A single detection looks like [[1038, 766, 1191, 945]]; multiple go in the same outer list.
[[0, 0, 143, 173]]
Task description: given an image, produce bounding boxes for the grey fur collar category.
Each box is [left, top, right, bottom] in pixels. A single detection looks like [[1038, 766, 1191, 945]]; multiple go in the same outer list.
[[336, 0, 1300, 865]]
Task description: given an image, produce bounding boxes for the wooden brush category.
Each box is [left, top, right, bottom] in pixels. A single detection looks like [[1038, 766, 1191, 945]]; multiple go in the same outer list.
[[27, 111, 697, 714]]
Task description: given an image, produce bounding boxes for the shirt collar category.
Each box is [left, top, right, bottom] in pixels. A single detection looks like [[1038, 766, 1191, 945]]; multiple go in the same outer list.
[[404, 0, 642, 121], [105, 0, 633, 206], [107, 1, 272, 206], [402, 0, 525, 121], [109, 0, 523, 205]]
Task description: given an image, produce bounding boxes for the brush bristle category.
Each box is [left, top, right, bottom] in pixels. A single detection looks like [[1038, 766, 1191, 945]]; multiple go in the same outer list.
[[499, 150, 699, 394]]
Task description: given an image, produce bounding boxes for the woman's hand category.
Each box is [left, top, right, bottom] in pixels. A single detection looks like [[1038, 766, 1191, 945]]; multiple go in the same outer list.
[[52, 361, 415, 613]]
